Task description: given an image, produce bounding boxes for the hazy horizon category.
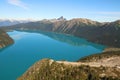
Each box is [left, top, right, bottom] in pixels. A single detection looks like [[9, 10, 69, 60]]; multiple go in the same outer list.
[[0, 17, 120, 23]]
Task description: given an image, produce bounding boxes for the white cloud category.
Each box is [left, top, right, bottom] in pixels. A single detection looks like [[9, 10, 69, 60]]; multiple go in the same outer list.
[[7, 0, 28, 10]]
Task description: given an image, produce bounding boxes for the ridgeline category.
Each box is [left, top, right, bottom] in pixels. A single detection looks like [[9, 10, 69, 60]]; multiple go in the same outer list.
[[2, 18, 120, 48]]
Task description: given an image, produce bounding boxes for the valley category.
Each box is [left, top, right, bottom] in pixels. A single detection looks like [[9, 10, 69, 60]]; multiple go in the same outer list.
[[2, 18, 120, 47]]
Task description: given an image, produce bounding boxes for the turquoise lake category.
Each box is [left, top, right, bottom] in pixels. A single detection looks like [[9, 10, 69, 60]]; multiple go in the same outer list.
[[0, 31, 106, 80]]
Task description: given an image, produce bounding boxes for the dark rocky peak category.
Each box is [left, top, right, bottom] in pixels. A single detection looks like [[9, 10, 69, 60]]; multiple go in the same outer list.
[[57, 16, 66, 21]]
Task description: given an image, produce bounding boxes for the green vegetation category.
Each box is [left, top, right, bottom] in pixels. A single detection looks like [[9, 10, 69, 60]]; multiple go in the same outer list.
[[18, 50, 120, 80], [0, 29, 14, 48]]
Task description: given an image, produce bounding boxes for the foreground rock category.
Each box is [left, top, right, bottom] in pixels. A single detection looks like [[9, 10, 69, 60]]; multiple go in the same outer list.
[[18, 51, 120, 80], [0, 29, 14, 48]]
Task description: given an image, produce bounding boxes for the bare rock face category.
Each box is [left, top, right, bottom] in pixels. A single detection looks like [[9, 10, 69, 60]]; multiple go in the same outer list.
[[0, 29, 14, 48], [57, 16, 66, 21]]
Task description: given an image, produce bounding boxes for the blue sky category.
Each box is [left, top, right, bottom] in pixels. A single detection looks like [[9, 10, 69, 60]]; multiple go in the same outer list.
[[0, 0, 120, 22]]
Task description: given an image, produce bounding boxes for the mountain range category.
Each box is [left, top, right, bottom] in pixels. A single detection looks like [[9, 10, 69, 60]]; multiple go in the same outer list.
[[2, 17, 120, 48], [0, 19, 35, 27]]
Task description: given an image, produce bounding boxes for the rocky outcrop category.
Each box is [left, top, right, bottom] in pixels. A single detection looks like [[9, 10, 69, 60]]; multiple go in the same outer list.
[[0, 29, 14, 48], [57, 16, 66, 21], [18, 50, 120, 80], [78, 50, 120, 62]]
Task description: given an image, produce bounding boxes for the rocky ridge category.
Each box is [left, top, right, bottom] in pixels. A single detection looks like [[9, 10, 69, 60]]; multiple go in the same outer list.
[[18, 50, 120, 80]]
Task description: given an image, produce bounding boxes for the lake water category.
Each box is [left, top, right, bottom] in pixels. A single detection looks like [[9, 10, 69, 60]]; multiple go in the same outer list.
[[0, 31, 106, 80]]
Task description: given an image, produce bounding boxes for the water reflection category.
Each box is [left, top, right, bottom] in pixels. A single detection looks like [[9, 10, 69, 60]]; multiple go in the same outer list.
[[17, 30, 106, 50]]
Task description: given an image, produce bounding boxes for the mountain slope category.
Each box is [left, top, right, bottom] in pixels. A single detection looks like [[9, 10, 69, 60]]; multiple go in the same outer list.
[[2, 18, 120, 47]]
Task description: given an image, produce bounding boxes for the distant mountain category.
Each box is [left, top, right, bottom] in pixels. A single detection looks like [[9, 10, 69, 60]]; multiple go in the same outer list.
[[0, 29, 14, 48], [57, 16, 66, 21], [18, 50, 120, 80], [2, 18, 120, 47], [40, 16, 66, 22], [0, 19, 34, 27]]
